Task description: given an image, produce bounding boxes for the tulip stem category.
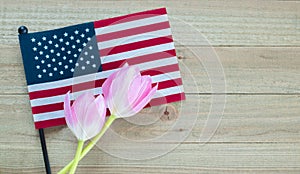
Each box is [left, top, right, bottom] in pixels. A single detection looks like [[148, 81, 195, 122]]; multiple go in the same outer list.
[[69, 140, 84, 174], [58, 115, 117, 174]]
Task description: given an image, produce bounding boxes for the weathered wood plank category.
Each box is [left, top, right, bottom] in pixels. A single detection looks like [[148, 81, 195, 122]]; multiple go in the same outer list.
[[1, 142, 300, 173], [1, 46, 299, 94], [1, 100, 300, 174], [0, 0, 299, 46], [2, 94, 300, 173], [0, 95, 299, 145], [178, 46, 300, 93], [2, 166, 300, 174]]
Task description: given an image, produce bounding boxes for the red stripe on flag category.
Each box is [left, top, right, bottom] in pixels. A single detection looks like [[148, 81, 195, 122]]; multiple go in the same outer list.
[[96, 21, 170, 42], [146, 92, 186, 107], [141, 64, 180, 76], [32, 102, 63, 114], [100, 35, 173, 56], [156, 78, 183, 90], [94, 8, 167, 28], [29, 79, 106, 100], [102, 49, 176, 70], [35, 117, 66, 129], [30, 86, 71, 100]]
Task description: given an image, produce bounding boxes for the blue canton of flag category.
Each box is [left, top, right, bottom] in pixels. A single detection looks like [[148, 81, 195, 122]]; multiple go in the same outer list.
[[19, 22, 102, 85]]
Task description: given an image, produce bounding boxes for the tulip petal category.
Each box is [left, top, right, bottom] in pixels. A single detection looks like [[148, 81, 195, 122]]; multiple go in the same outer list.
[[70, 107, 83, 139], [131, 83, 158, 115], [129, 75, 152, 108], [102, 63, 131, 110], [103, 64, 157, 118], [83, 95, 106, 140], [64, 92, 76, 129], [109, 66, 140, 116], [63, 92, 107, 141], [94, 94, 107, 117], [72, 92, 95, 123], [84, 94, 106, 127], [116, 82, 157, 118], [127, 73, 142, 103], [102, 70, 118, 99], [64, 92, 83, 140]]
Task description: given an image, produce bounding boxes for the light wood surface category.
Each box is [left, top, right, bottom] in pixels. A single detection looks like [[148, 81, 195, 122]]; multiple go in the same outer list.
[[0, 0, 299, 173]]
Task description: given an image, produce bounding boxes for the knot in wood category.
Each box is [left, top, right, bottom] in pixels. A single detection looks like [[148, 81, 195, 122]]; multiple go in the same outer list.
[[160, 104, 178, 121]]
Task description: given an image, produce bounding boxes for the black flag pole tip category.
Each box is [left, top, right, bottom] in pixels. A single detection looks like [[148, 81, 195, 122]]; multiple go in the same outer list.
[[18, 25, 51, 174], [18, 26, 28, 34]]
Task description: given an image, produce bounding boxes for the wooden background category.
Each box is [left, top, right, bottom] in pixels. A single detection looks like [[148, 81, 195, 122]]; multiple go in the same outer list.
[[0, 0, 299, 173]]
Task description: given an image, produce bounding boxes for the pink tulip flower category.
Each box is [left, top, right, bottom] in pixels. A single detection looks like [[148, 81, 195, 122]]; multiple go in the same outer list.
[[64, 92, 106, 141], [102, 64, 158, 118], [59, 65, 157, 174]]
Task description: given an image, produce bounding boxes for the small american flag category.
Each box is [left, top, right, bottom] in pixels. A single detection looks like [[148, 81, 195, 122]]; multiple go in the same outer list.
[[19, 8, 185, 129]]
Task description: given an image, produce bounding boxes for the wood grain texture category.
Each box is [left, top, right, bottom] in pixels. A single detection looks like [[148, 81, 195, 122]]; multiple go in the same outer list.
[[0, 95, 300, 173], [0, 0, 299, 173], [0, 0, 299, 46]]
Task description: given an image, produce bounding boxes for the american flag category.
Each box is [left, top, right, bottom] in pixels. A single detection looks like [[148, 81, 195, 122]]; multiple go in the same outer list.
[[18, 8, 185, 129]]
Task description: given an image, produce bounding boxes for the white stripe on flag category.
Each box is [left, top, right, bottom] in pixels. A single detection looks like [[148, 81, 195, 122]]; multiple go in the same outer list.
[[30, 87, 102, 107], [28, 69, 113, 92], [153, 85, 184, 98], [98, 28, 172, 49], [101, 42, 175, 64], [95, 14, 168, 35], [33, 110, 65, 122], [151, 71, 181, 83], [135, 56, 178, 71]]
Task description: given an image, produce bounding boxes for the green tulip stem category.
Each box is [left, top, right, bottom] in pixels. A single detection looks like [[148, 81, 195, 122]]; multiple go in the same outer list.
[[58, 115, 117, 174], [69, 140, 84, 174]]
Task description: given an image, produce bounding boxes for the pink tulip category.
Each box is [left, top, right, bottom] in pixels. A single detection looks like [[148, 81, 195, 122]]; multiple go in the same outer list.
[[102, 64, 158, 118], [64, 92, 106, 141]]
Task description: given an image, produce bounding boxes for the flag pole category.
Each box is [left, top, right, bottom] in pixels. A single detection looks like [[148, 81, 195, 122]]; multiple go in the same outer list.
[[18, 26, 52, 174], [38, 129, 52, 174]]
